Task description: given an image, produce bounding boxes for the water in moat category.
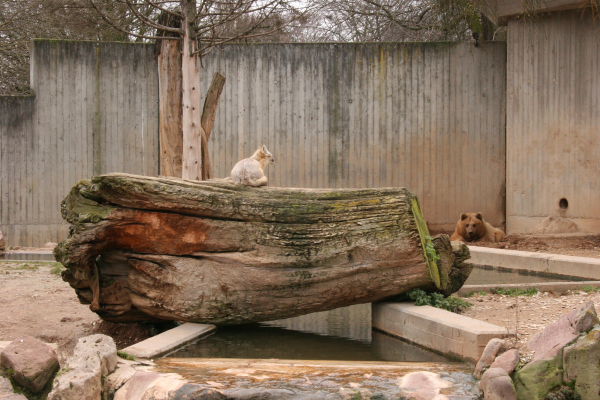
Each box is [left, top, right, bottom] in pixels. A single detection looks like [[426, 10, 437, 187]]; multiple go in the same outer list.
[[160, 304, 481, 399], [464, 265, 588, 285], [167, 304, 451, 362]]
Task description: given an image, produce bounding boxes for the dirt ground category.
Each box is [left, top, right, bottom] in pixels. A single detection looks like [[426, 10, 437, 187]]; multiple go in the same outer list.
[[0, 261, 155, 361], [468, 234, 600, 258], [461, 290, 600, 360]]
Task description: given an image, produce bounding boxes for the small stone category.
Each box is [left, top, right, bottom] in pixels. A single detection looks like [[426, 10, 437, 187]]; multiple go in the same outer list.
[[0, 336, 59, 393], [474, 338, 506, 379], [490, 348, 520, 375], [480, 368, 516, 400], [398, 371, 453, 399]]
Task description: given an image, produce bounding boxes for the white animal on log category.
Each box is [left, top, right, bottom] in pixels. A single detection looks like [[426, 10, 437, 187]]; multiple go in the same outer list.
[[229, 145, 274, 186]]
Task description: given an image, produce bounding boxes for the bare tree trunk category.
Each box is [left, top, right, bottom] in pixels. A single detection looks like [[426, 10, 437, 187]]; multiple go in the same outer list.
[[158, 39, 183, 177], [181, 0, 203, 181], [56, 174, 472, 325], [200, 72, 226, 180]]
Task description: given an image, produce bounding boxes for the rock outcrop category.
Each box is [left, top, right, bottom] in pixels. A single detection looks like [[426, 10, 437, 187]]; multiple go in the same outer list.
[[513, 302, 600, 400], [48, 334, 117, 400], [563, 327, 600, 400]]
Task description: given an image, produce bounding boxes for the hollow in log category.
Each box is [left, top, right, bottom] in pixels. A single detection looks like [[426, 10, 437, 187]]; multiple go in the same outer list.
[[55, 173, 471, 324]]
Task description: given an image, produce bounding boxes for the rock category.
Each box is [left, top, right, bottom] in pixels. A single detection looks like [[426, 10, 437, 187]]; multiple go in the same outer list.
[[0, 230, 5, 253], [563, 327, 600, 400], [527, 301, 598, 362], [43, 242, 57, 249], [398, 371, 453, 400], [480, 368, 516, 400], [513, 353, 563, 400], [0, 376, 27, 400], [222, 388, 332, 399], [172, 384, 226, 400], [112, 371, 226, 400], [0, 336, 59, 393], [48, 334, 117, 400], [474, 338, 506, 379], [490, 348, 520, 375], [105, 362, 137, 399]]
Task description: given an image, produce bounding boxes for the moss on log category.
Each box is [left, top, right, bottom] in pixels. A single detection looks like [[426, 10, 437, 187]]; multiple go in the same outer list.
[[56, 173, 471, 324]]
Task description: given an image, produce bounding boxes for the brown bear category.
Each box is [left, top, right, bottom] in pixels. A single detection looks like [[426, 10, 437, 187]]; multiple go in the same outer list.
[[450, 212, 505, 243]]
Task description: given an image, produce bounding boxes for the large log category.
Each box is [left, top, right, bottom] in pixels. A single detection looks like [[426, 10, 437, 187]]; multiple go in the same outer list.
[[55, 173, 471, 324]]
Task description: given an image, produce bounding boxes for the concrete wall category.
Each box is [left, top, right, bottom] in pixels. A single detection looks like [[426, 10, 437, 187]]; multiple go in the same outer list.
[[0, 41, 159, 246], [201, 42, 507, 232], [506, 10, 600, 233], [0, 40, 506, 246]]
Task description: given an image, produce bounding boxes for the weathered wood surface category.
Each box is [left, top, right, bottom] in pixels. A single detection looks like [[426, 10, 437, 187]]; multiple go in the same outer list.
[[56, 173, 471, 324], [158, 39, 183, 178]]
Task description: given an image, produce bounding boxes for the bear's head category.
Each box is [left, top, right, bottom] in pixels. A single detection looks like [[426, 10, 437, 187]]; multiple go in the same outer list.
[[459, 212, 486, 241]]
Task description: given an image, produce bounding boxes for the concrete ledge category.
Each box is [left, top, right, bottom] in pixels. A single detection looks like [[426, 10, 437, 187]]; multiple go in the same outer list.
[[372, 303, 510, 361], [458, 281, 600, 296], [121, 323, 215, 359], [468, 246, 600, 280]]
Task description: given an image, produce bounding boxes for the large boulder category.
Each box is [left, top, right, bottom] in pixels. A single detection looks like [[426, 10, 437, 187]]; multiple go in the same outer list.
[[48, 334, 117, 400], [474, 338, 506, 379], [480, 367, 516, 400], [0, 336, 59, 393], [563, 327, 600, 400], [527, 301, 598, 362], [513, 353, 563, 400]]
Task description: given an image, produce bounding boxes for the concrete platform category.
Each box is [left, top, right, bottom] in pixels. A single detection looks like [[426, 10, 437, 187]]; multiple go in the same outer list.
[[468, 246, 600, 280], [372, 303, 510, 361], [458, 281, 600, 296], [121, 323, 216, 359]]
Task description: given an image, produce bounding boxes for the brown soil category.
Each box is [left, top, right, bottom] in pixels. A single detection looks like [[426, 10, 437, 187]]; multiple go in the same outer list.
[[461, 290, 600, 359], [469, 234, 600, 258], [0, 261, 155, 361]]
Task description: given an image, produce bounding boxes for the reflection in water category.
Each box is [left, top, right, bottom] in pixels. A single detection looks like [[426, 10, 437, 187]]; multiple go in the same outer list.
[[169, 303, 450, 362], [464, 266, 586, 285], [266, 303, 372, 342]]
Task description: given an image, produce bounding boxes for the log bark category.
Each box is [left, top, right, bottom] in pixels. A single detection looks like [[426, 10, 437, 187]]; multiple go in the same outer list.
[[55, 173, 472, 324]]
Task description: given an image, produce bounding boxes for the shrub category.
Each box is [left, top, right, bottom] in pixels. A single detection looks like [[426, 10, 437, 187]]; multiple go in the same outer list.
[[407, 289, 472, 313]]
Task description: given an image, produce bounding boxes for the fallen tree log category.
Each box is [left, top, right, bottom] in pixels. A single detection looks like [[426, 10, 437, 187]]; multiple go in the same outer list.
[[55, 173, 471, 324]]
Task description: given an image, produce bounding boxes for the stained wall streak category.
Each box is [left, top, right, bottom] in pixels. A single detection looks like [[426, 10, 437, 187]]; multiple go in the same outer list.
[[0, 41, 159, 246], [506, 10, 600, 233], [200, 42, 507, 231]]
